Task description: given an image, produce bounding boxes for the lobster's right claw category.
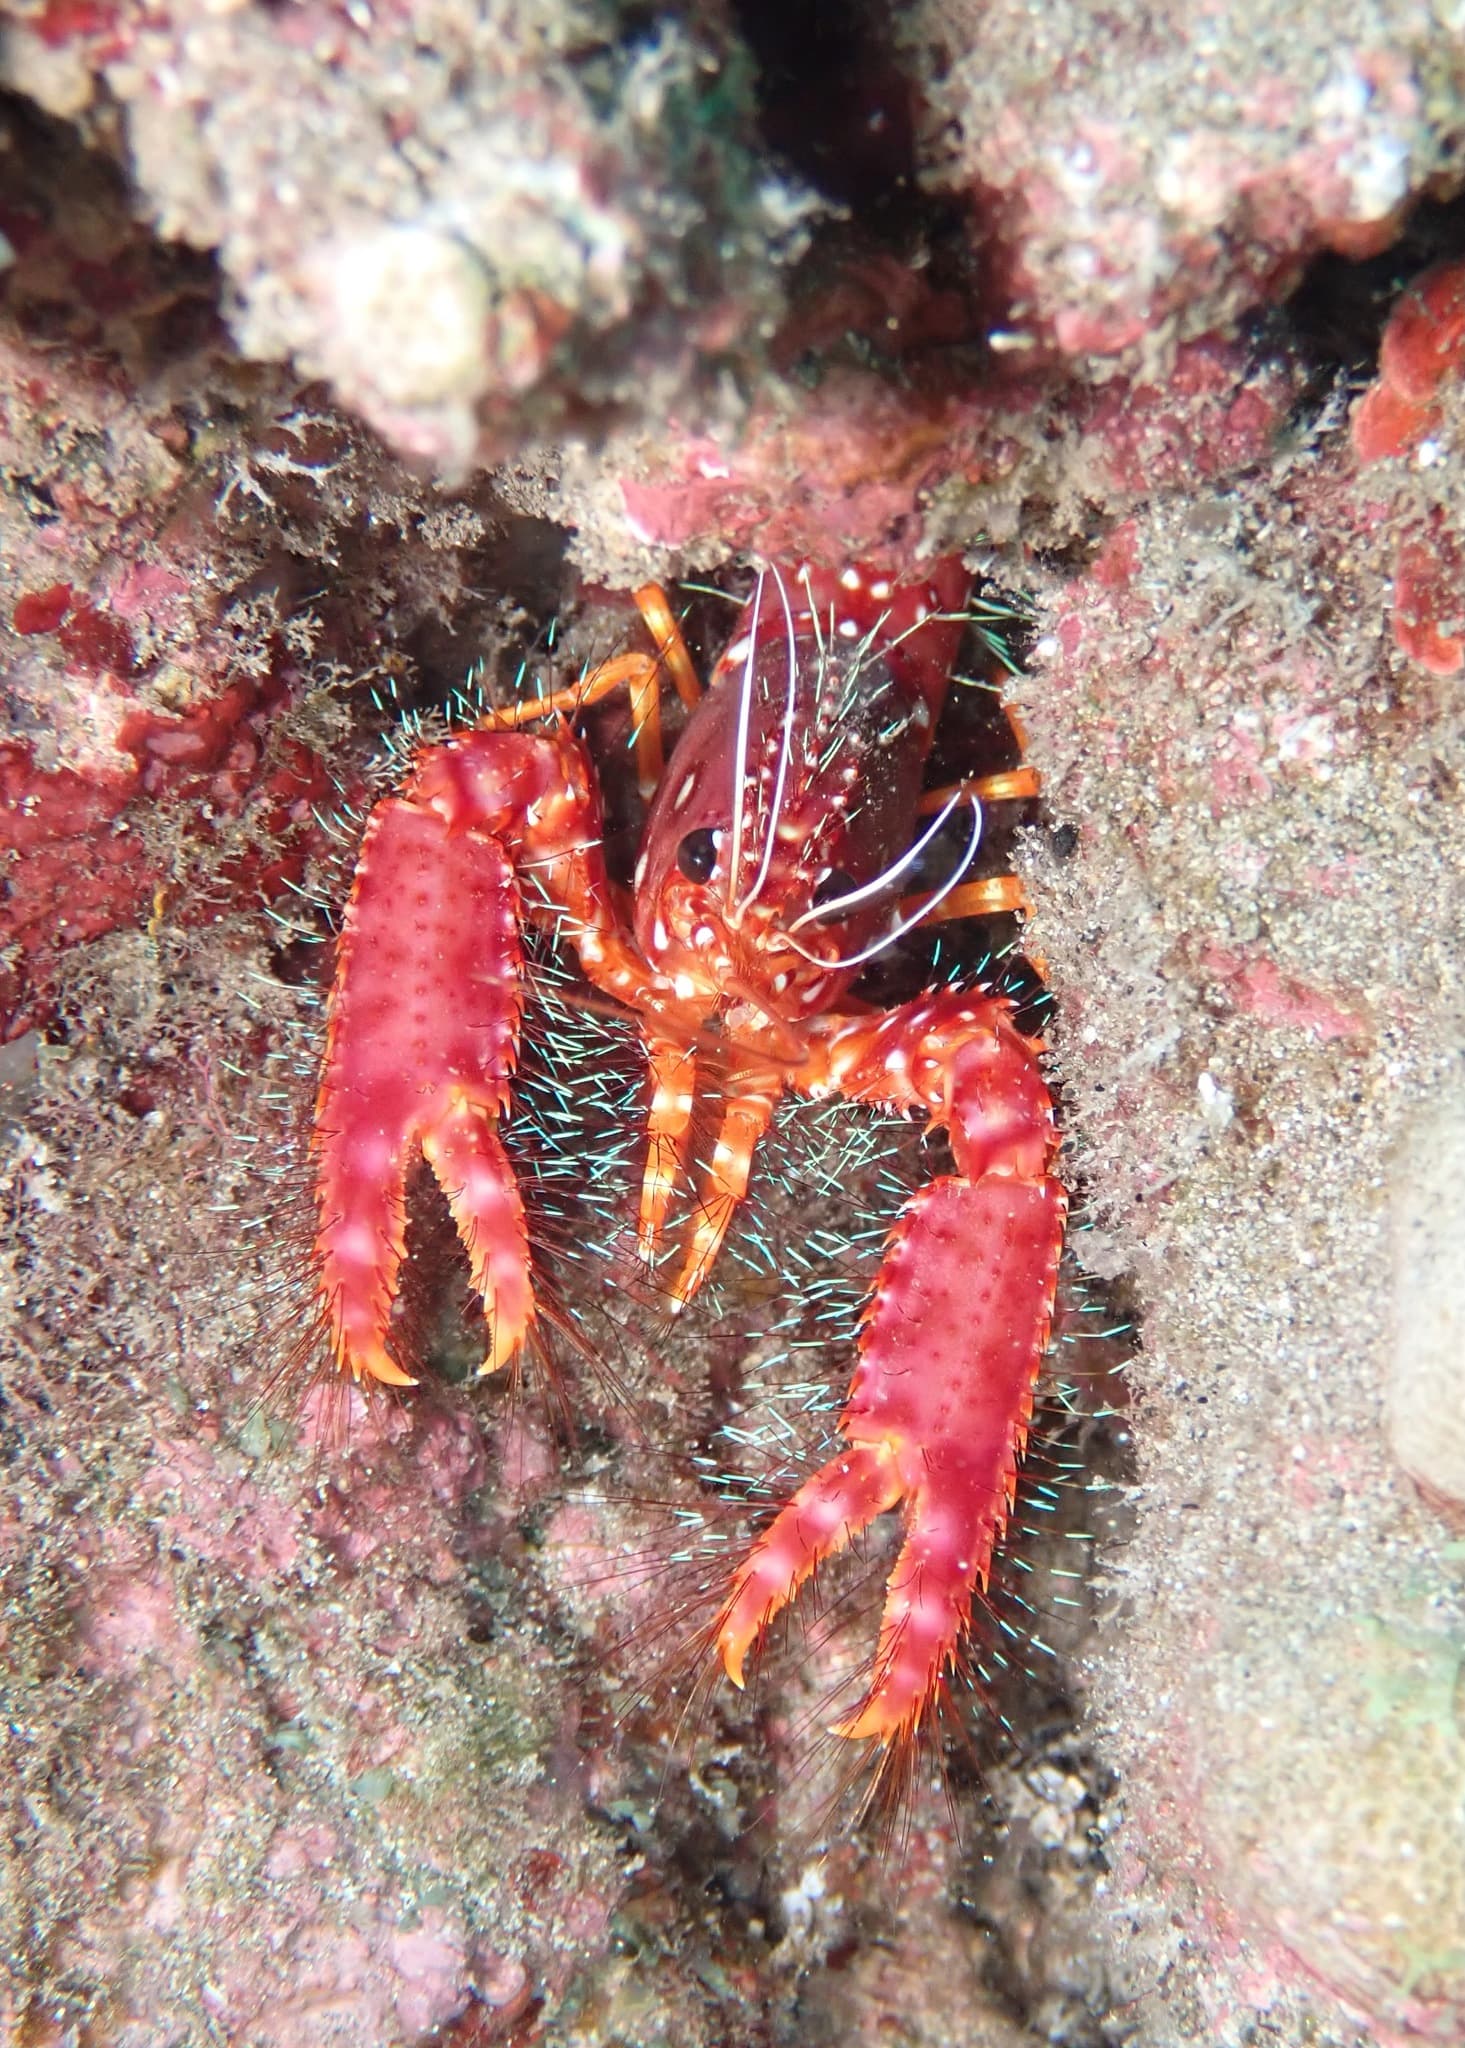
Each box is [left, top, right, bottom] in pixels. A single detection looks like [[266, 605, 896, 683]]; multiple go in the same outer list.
[[312, 792, 533, 1385]]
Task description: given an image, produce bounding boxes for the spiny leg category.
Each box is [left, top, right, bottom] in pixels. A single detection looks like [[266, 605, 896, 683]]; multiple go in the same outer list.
[[663, 1064, 781, 1310], [637, 1030, 698, 1265]]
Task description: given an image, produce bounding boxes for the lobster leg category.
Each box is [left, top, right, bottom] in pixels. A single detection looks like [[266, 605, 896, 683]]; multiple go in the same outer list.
[[715, 992, 1065, 1744], [663, 1062, 782, 1309], [635, 1048, 783, 1305], [637, 1031, 698, 1263], [478, 583, 699, 799]]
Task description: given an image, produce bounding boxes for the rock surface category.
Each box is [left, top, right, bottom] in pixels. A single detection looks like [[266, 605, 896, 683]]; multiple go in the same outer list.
[[3, 3, 1465, 2045]]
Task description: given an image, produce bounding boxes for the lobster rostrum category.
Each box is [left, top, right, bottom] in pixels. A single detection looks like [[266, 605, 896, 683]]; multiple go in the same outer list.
[[311, 560, 1067, 1750]]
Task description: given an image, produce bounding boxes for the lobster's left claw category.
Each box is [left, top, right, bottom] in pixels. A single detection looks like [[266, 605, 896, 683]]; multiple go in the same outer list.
[[715, 1177, 1063, 1741], [312, 794, 533, 1385], [717, 993, 1066, 1746]]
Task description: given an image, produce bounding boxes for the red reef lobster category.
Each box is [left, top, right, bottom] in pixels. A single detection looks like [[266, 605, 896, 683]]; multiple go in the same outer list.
[[311, 559, 1065, 1754]]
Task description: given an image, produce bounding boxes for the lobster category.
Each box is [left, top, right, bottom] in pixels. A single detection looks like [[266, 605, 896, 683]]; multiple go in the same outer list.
[[310, 559, 1065, 1753]]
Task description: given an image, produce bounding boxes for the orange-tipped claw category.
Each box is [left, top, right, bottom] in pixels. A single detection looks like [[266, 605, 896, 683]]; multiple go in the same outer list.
[[832, 1452, 1014, 1741], [313, 795, 533, 1386], [721, 994, 1067, 1747], [716, 1176, 1062, 1744]]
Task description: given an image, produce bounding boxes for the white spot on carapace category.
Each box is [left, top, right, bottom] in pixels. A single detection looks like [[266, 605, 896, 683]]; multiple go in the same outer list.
[[911, 702, 931, 728], [839, 566, 862, 591], [692, 923, 716, 948], [651, 917, 669, 952], [915, 602, 929, 622], [771, 971, 789, 994], [836, 617, 860, 640], [673, 972, 697, 1001], [579, 933, 604, 963], [724, 635, 752, 667], [673, 773, 697, 810], [870, 578, 891, 600]]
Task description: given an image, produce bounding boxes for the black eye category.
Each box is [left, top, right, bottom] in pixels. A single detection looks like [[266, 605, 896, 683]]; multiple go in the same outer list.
[[676, 828, 718, 882], [811, 867, 857, 910]]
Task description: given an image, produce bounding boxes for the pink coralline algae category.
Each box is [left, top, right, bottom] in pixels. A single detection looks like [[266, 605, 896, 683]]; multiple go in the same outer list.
[[1391, 511, 1465, 674], [1350, 259, 1465, 675], [617, 368, 1043, 565], [608, 331, 1300, 572], [1198, 943, 1370, 1044], [1351, 260, 1465, 461], [13, 581, 76, 636], [900, 2, 1457, 357], [0, 676, 334, 1038], [0, 256, 338, 1031], [0, 162, 526, 1040]]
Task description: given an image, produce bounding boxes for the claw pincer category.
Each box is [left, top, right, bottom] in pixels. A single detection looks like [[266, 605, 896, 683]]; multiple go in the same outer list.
[[311, 558, 1064, 1762]]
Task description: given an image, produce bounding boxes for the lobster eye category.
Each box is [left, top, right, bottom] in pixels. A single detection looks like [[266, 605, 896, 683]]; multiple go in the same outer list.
[[676, 828, 719, 883], [811, 867, 857, 911]]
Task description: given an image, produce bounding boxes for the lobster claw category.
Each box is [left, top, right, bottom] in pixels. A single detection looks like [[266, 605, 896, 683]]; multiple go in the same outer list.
[[312, 792, 533, 1386], [716, 997, 1066, 1746]]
